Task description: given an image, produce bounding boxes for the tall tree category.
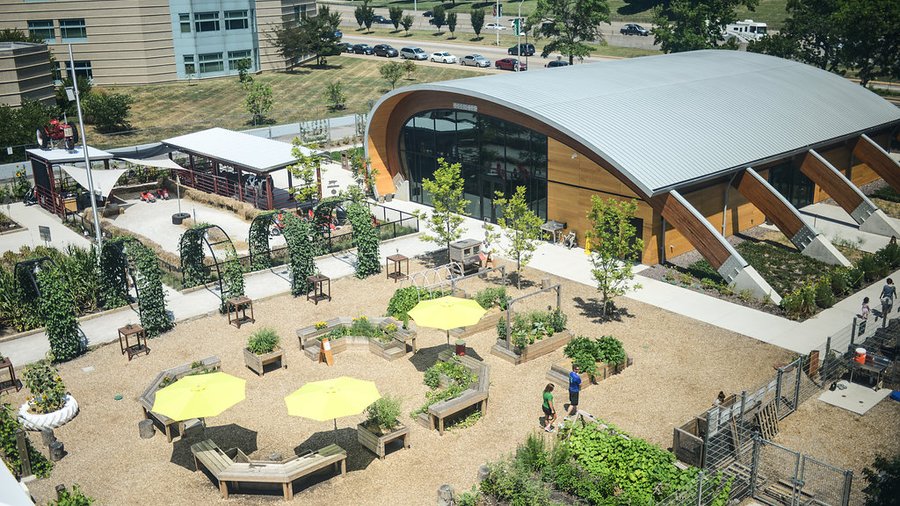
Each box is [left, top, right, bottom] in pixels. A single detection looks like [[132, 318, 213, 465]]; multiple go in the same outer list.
[[82, 91, 134, 132], [401, 15, 414, 35], [432, 6, 447, 32], [415, 158, 469, 258], [380, 61, 404, 90], [361, 1, 376, 32], [838, 0, 900, 86], [447, 12, 458, 38], [652, 0, 757, 53], [493, 186, 544, 288], [748, 0, 843, 72], [586, 197, 644, 317], [389, 6, 404, 30], [287, 139, 321, 204], [271, 6, 341, 67], [354, 5, 365, 28], [471, 8, 485, 38], [527, 0, 610, 64]]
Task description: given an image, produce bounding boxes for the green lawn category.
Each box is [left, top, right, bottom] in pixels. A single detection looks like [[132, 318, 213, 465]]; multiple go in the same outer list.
[[88, 56, 479, 149], [326, 0, 788, 29], [349, 25, 660, 58]]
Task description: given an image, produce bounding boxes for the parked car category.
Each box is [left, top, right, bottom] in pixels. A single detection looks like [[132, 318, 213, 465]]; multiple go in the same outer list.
[[351, 43, 374, 55], [461, 54, 491, 67], [546, 59, 569, 68], [337, 42, 353, 53], [485, 22, 507, 31], [373, 44, 399, 57], [400, 47, 428, 60], [334, 30, 343, 39], [508, 43, 535, 56], [495, 58, 526, 71], [422, 10, 433, 17], [430, 51, 457, 64], [373, 15, 391, 24], [620, 23, 650, 36]]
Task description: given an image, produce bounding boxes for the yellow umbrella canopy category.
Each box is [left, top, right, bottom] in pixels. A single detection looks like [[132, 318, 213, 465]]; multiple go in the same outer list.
[[407, 296, 487, 331], [152, 372, 246, 421], [284, 377, 381, 423]]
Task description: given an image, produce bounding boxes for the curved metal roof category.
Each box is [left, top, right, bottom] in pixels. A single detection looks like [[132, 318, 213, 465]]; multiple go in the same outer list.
[[371, 50, 900, 197]]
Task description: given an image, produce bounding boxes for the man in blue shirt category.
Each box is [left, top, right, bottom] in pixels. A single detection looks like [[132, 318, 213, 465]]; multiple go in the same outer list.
[[568, 364, 581, 417]]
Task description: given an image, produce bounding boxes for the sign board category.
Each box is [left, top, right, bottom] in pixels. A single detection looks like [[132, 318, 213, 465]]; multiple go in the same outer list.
[[319, 337, 335, 366], [513, 19, 522, 35], [39, 225, 51, 243]]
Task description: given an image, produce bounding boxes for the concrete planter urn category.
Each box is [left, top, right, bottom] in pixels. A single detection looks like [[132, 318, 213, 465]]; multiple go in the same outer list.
[[18, 394, 79, 431]]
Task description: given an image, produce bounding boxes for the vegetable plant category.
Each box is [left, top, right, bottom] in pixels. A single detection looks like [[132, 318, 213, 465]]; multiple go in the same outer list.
[[23, 358, 67, 413], [364, 395, 402, 433], [247, 328, 280, 355]]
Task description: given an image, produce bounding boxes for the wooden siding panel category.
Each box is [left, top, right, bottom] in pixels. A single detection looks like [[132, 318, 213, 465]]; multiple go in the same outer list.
[[547, 139, 638, 199]]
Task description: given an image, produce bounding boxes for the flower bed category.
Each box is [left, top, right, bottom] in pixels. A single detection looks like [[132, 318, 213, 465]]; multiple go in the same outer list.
[[490, 309, 572, 365], [296, 316, 414, 361]]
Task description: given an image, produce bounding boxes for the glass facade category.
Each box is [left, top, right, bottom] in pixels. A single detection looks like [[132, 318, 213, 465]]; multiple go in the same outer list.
[[400, 109, 548, 222]]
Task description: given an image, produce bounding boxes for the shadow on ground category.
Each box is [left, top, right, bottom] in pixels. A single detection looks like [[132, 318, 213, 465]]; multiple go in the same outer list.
[[572, 296, 633, 323]]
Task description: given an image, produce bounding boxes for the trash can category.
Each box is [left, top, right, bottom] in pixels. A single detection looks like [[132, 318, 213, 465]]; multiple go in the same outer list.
[[854, 347, 866, 364], [455, 339, 466, 356], [172, 212, 190, 225]]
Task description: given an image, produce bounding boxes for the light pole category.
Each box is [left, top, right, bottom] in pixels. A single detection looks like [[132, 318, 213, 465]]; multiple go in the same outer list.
[[495, 0, 500, 46], [515, 1, 521, 72], [67, 44, 102, 248]]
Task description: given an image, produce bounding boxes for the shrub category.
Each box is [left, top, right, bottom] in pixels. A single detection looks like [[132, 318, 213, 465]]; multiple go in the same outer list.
[[857, 254, 880, 282], [49, 484, 94, 505], [595, 335, 626, 365], [814, 277, 835, 308], [474, 287, 510, 310], [0, 403, 52, 478], [415, 357, 477, 415], [781, 283, 818, 320], [365, 395, 401, 432], [479, 460, 551, 505], [830, 267, 851, 295], [23, 358, 67, 414], [862, 453, 900, 506], [247, 328, 279, 354], [875, 242, 900, 271], [564, 336, 625, 376], [386, 286, 448, 320]]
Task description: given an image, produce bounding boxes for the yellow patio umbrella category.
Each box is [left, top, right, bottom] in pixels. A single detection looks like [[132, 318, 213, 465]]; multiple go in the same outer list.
[[407, 296, 487, 344], [284, 376, 381, 430], [152, 372, 246, 421]]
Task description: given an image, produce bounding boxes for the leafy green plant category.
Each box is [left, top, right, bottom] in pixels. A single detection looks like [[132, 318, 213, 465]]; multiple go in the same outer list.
[[347, 201, 381, 278], [179, 225, 209, 289], [499, 309, 567, 350], [98, 238, 130, 309], [364, 395, 401, 432], [564, 336, 625, 376], [386, 286, 449, 320], [247, 328, 280, 355], [220, 246, 245, 312], [37, 264, 82, 361], [862, 453, 900, 506], [23, 358, 67, 414], [283, 213, 317, 296], [814, 276, 835, 308], [0, 403, 52, 478], [595, 335, 626, 365], [415, 357, 477, 416], [248, 211, 276, 271], [125, 240, 172, 337], [474, 287, 509, 310], [49, 484, 94, 505]]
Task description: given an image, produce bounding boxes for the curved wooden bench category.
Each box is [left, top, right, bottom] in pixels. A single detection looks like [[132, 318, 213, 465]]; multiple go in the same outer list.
[[428, 352, 490, 435], [138, 356, 221, 442], [191, 439, 347, 500]]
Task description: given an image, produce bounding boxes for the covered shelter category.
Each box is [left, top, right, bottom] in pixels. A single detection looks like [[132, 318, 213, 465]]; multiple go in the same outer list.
[[162, 127, 317, 210], [366, 50, 900, 302], [26, 145, 114, 218]]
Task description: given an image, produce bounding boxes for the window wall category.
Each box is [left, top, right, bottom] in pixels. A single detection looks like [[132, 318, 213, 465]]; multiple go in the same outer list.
[[59, 19, 86, 40], [400, 109, 547, 222]]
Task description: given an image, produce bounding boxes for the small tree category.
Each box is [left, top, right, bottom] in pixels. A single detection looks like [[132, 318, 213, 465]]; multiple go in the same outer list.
[[586, 197, 644, 317], [494, 186, 544, 288], [400, 14, 414, 35], [354, 5, 365, 28], [403, 59, 417, 80], [287, 139, 321, 204], [82, 91, 134, 133], [432, 6, 447, 32], [380, 61, 405, 90], [447, 12, 458, 38], [324, 81, 347, 111], [361, 0, 376, 32], [236, 58, 253, 85], [471, 8, 485, 38], [416, 157, 468, 258], [245, 81, 273, 125], [863, 453, 900, 506], [389, 6, 404, 30], [347, 201, 381, 278], [37, 264, 82, 361]]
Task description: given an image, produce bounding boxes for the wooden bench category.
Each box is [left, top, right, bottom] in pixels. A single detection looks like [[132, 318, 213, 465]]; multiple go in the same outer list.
[[191, 439, 347, 500], [139, 356, 221, 442], [428, 352, 490, 435]]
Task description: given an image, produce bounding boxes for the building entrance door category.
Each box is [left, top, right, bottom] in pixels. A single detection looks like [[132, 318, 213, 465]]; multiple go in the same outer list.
[[769, 163, 814, 209]]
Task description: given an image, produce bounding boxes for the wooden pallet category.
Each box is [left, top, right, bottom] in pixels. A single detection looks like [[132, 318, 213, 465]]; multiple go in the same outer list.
[[755, 403, 779, 440]]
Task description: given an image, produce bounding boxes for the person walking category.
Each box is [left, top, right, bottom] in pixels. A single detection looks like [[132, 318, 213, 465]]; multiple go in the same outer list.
[[567, 364, 581, 418], [860, 296, 871, 334], [879, 278, 896, 319], [542, 383, 556, 432]]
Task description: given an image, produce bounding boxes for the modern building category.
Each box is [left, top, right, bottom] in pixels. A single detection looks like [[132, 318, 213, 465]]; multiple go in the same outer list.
[[0, 42, 55, 107], [0, 0, 314, 85], [366, 50, 900, 301]]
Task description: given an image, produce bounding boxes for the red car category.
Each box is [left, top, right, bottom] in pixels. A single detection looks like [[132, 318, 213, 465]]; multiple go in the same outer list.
[[495, 58, 526, 71]]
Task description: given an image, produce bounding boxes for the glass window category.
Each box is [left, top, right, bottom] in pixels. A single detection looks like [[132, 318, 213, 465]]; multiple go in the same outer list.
[[59, 19, 86, 40], [198, 52, 223, 73], [69, 60, 92, 80], [52, 61, 63, 82], [183, 55, 195, 75], [194, 12, 220, 32], [224, 10, 248, 30], [27, 20, 54, 42], [179, 13, 191, 33], [228, 50, 252, 70], [294, 5, 308, 21]]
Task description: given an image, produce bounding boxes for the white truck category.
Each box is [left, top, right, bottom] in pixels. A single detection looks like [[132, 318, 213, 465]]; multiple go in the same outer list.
[[723, 19, 768, 43]]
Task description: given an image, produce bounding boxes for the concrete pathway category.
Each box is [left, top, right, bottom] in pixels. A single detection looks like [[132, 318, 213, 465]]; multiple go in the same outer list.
[[799, 202, 899, 253], [0, 203, 92, 254]]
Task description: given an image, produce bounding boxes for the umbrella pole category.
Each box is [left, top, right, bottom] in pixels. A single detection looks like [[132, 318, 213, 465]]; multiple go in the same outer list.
[[446, 329, 450, 346], [333, 418, 337, 432]]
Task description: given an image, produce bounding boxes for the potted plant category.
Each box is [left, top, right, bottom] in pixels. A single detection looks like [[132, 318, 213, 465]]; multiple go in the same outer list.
[[18, 358, 79, 431], [357, 395, 409, 459], [243, 328, 285, 376]]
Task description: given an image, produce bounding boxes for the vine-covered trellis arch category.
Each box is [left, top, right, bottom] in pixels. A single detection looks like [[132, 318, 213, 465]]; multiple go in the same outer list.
[[248, 210, 279, 271], [179, 223, 244, 311], [100, 236, 172, 337], [13, 256, 55, 300]]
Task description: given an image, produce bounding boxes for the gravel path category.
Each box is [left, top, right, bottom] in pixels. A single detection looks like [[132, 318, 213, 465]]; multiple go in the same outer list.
[[11, 258, 796, 505]]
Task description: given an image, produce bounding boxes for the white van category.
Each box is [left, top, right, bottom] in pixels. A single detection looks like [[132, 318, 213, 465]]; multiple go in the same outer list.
[[400, 47, 427, 60], [724, 19, 768, 43]]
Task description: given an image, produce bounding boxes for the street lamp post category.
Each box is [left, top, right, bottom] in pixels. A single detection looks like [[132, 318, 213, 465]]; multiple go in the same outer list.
[[495, 0, 500, 46], [67, 44, 102, 248]]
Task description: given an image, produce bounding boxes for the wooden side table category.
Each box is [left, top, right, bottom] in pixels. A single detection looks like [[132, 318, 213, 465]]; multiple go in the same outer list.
[[0, 357, 21, 394], [386, 254, 409, 282], [118, 324, 150, 361], [226, 296, 255, 329], [307, 274, 331, 304]]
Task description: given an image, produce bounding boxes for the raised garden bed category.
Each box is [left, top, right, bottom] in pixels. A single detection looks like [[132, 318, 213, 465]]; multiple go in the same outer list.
[[242, 346, 285, 376], [546, 356, 634, 389], [413, 351, 490, 435], [449, 310, 504, 339], [491, 330, 574, 365], [295, 316, 415, 362], [357, 422, 410, 460]]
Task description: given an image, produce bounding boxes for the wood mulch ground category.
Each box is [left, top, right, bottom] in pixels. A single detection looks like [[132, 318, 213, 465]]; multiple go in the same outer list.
[[5, 258, 816, 505]]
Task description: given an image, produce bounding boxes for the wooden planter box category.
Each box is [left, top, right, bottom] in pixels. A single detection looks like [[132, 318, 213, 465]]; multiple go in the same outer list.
[[491, 330, 575, 365], [449, 310, 504, 339], [357, 422, 410, 459], [243, 346, 286, 376], [546, 356, 633, 389], [297, 317, 413, 361]]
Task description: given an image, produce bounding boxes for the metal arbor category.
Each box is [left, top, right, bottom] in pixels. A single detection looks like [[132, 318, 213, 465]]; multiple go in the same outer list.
[[179, 224, 235, 298], [248, 210, 279, 270], [13, 256, 55, 299]]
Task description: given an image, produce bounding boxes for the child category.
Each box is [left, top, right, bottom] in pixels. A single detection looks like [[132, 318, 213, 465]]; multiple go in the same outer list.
[[542, 383, 556, 432], [859, 296, 870, 334]]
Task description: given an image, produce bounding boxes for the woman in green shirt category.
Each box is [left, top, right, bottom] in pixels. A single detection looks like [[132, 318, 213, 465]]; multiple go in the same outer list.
[[542, 383, 556, 432]]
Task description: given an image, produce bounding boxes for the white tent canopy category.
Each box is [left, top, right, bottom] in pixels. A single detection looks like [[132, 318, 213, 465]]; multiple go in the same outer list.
[[119, 157, 185, 170], [60, 165, 128, 199]]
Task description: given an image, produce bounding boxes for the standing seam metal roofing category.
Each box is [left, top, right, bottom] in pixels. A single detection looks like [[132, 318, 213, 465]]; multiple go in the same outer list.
[[370, 50, 900, 197]]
